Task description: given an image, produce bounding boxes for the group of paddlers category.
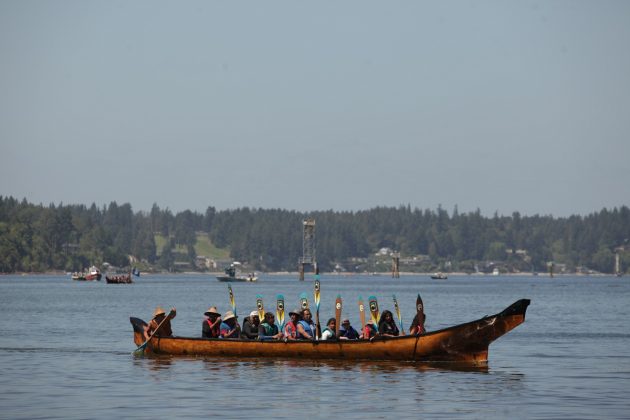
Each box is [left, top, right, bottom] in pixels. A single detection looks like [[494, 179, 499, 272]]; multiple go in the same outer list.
[[144, 299, 426, 342]]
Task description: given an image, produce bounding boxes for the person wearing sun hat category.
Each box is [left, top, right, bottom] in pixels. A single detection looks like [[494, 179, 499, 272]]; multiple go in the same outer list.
[[219, 310, 240, 338], [283, 308, 301, 340], [144, 306, 176, 340], [241, 310, 260, 339], [202, 306, 221, 338]]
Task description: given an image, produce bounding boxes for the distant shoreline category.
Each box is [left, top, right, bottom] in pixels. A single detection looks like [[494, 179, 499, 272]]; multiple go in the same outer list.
[[2, 271, 616, 277]]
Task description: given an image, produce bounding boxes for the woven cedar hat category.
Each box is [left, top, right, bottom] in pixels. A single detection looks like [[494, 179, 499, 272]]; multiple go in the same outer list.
[[204, 306, 221, 317]]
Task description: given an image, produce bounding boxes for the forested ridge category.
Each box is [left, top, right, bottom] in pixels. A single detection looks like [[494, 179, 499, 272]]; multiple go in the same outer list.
[[1, 196, 629, 274]]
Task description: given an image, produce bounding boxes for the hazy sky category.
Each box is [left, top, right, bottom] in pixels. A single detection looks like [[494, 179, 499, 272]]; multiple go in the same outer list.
[[1, 1, 629, 217]]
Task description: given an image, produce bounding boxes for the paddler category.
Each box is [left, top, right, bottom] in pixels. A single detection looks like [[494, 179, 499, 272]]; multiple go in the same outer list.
[[144, 306, 176, 340], [283, 309, 301, 340], [377, 310, 400, 337], [202, 306, 221, 338], [338, 319, 360, 340], [297, 308, 316, 340], [320, 318, 337, 340], [219, 310, 240, 339], [241, 310, 260, 339]]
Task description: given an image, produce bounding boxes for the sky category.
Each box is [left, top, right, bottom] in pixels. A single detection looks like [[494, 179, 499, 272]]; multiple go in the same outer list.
[[1, 1, 629, 218]]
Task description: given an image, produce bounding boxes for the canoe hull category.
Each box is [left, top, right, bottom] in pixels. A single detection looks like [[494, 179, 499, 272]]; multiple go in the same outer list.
[[131, 299, 529, 363]]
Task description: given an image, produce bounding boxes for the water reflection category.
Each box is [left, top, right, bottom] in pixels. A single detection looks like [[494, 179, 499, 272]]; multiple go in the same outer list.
[[134, 354, 489, 374], [132, 354, 173, 371]]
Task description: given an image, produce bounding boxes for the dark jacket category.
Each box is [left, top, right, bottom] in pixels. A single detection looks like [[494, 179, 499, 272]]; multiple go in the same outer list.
[[202, 317, 221, 338], [241, 316, 259, 339], [339, 325, 360, 340], [378, 320, 400, 336]]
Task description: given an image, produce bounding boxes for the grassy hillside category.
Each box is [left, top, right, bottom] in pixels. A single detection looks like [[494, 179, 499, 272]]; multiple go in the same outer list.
[[193, 233, 230, 259], [155, 233, 230, 259]]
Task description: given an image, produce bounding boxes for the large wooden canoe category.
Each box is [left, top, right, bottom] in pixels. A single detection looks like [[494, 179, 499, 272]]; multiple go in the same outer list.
[[131, 299, 529, 363], [106, 274, 133, 284]]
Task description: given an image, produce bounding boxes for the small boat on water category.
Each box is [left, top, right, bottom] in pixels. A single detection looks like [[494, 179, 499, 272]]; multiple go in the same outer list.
[[216, 263, 257, 282], [72, 265, 102, 281], [430, 272, 448, 280], [85, 266, 102, 281], [130, 299, 530, 363], [216, 274, 257, 282]]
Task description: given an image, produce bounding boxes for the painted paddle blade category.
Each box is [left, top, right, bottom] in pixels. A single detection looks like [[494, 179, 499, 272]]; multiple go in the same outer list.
[[299, 292, 309, 310], [314, 280, 321, 312], [358, 295, 366, 330], [416, 293, 426, 334], [314, 280, 321, 339], [368, 295, 380, 327], [256, 294, 265, 320], [228, 283, 237, 316], [276, 294, 285, 330], [335, 295, 342, 337], [393, 294, 405, 335]]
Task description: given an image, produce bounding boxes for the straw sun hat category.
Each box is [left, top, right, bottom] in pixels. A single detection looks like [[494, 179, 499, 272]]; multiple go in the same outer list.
[[204, 306, 221, 317]]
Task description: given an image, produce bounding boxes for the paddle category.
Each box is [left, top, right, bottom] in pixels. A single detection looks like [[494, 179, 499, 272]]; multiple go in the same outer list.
[[299, 292, 309, 310], [334, 295, 342, 337], [393, 294, 405, 336], [368, 295, 380, 331], [314, 279, 321, 339], [228, 283, 237, 318], [276, 294, 285, 331], [133, 309, 175, 356], [415, 293, 426, 334], [358, 295, 366, 332], [256, 294, 265, 321]]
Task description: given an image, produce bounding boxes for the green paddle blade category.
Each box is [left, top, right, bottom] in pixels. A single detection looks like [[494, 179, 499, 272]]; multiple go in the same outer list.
[[256, 294, 265, 320], [299, 292, 309, 310], [368, 295, 380, 326], [276, 294, 285, 330]]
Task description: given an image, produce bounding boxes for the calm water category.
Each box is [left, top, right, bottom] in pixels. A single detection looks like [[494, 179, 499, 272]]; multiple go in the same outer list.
[[1, 274, 629, 419]]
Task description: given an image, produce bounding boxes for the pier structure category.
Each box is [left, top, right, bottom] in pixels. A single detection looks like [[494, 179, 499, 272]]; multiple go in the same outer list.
[[298, 218, 317, 281], [614, 245, 625, 277], [391, 253, 400, 278]]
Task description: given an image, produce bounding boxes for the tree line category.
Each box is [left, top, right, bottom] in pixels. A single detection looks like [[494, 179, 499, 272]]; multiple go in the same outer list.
[[1, 196, 628, 274]]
